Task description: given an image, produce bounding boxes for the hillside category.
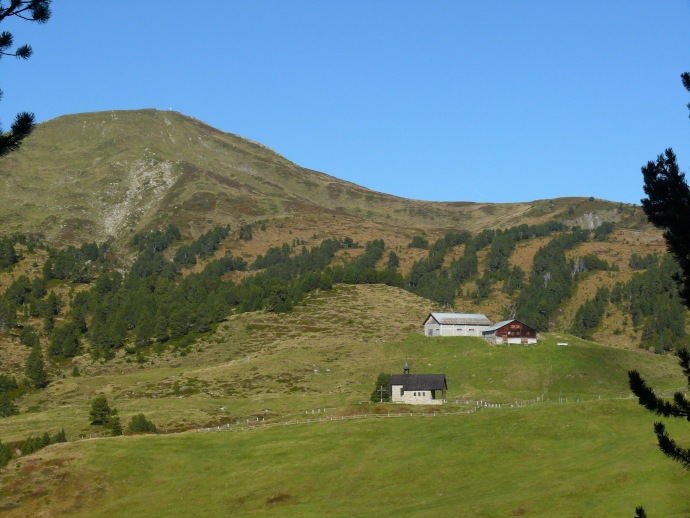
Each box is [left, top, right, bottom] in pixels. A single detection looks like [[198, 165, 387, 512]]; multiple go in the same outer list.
[[0, 283, 686, 516], [0, 110, 671, 345], [0, 109, 688, 515], [0, 109, 643, 250]]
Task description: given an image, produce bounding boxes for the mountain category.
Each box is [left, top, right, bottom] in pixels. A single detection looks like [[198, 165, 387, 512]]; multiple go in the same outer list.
[[0, 109, 671, 347], [0, 110, 686, 517], [0, 109, 638, 249]]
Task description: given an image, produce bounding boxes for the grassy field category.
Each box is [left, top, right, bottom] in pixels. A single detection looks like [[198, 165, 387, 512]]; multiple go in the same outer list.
[[1, 284, 688, 516], [1, 295, 682, 443], [2, 399, 689, 517]]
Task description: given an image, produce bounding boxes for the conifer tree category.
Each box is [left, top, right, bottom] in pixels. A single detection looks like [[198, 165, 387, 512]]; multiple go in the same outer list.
[[24, 343, 48, 388], [127, 413, 157, 434], [0, 391, 17, 417], [110, 416, 123, 436], [89, 395, 112, 425], [370, 373, 391, 402], [387, 251, 400, 271], [629, 72, 690, 515], [0, 1, 51, 157], [19, 324, 39, 347], [135, 307, 155, 347], [0, 296, 16, 332], [0, 440, 12, 467], [52, 428, 66, 443]]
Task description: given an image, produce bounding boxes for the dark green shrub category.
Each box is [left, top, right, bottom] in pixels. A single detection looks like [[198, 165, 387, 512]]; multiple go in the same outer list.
[[127, 413, 158, 434]]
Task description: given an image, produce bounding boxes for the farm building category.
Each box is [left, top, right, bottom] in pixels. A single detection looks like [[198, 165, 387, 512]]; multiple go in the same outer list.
[[423, 312, 492, 337], [482, 319, 537, 345], [391, 363, 448, 405]]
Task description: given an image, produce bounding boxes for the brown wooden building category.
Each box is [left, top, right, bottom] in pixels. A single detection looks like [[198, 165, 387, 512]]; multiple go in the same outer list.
[[482, 319, 537, 344]]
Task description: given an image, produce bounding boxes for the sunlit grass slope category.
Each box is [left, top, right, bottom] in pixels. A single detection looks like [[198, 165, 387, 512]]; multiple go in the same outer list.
[[2, 400, 689, 517], [1, 284, 682, 445], [0, 284, 687, 516]]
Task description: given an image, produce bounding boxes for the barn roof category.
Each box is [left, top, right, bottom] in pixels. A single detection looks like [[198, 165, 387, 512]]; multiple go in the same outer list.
[[426, 312, 492, 326], [390, 374, 448, 391]]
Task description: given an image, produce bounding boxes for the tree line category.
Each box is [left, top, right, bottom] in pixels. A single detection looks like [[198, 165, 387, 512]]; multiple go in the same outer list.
[[0, 216, 687, 402]]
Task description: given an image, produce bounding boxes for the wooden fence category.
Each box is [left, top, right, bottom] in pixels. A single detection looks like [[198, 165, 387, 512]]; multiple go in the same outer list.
[[195, 391, 667, 435]]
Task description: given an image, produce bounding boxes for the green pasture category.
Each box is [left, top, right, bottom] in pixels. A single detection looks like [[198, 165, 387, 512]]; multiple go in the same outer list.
[[382, 334, 684, 402], [3, 399, 689, 517], [2, 332, 683, 443], [2, 305, 688, 517]]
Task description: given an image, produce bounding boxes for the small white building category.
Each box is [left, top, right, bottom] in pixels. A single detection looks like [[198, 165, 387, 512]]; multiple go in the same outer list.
[[390, 368, 448, 405], [423, 312, 492, 337]]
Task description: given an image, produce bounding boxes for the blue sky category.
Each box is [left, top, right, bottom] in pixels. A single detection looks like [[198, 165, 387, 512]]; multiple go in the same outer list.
[[1, 1, 689, 204]]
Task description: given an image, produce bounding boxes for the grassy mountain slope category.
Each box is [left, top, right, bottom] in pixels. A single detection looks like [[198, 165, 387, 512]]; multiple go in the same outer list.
[[0, 110, 687, 515], [0, 109, 637, 250], [2, 401, 690, 517], [0, 282, 686, 515], [0, 108, 672, 348], [0, 283, 681, 441]]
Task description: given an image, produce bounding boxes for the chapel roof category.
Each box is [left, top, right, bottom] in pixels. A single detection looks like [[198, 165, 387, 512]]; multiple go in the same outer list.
[[390, 373, 447, 391]]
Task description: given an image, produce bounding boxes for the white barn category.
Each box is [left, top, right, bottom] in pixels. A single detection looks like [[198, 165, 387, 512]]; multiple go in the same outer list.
[[423, 312, 492, 337]]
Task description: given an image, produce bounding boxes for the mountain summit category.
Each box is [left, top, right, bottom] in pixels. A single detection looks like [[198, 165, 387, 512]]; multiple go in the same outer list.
[[0, 109, 621, 246]]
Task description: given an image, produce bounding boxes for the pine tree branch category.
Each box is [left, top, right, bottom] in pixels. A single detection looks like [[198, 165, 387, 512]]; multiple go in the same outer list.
[[0, 1, 50, 23], [677, 348, 690, 386], [654, 421, 690, 471], [0, 111, 33, 157], [0, 1, 29, 23], [628, 370, 690, 418], [0, 44, 32, 58]]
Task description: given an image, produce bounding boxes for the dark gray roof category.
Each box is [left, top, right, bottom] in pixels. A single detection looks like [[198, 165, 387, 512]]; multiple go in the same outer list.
[[390, 374, 447, 391], [482, 319, 515, 334]]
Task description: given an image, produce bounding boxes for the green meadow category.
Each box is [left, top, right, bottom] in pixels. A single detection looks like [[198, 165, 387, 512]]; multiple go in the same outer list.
[[2, 326, 690, 516], [1, 286, 689, 516], [3, 400, 690, 517]]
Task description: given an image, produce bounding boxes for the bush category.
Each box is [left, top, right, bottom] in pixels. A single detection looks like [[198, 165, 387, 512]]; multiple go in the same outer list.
[[408, 236, 429, 249], [127, 413, 158, 434]]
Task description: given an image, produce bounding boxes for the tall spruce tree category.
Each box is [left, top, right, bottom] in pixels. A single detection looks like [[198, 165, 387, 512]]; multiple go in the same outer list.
[[628, 72, 690, 515], [89, 395, 112, 425], [0, 1, 51, 157], [24, 342, 48, 388]]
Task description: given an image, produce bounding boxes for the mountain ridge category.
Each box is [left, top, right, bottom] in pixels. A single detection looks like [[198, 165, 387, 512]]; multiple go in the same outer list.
[[0, 109, 633, 248]]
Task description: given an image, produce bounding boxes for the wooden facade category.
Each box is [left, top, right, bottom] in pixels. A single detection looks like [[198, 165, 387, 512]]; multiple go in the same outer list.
[[482, 319, 537, 344]]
